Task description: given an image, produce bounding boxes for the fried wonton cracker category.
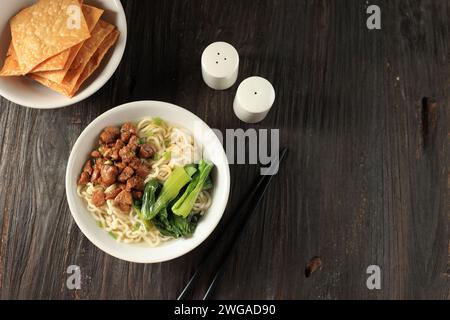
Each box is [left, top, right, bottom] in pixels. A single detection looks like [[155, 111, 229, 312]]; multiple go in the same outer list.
[[29, 20, 115, 96], [31, 47, 72, 73], [10, 0, 91, 74], [32, 5, 104, 82], [63, 20, 114, 87], [0, 44, 21, 76], [1, 4, 102, 77], [73, 29, 119, 94], [28, 72, 70, 96]]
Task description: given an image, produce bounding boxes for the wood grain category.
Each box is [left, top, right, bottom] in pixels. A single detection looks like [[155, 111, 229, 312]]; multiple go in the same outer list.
[[0, 0, 449, 299]]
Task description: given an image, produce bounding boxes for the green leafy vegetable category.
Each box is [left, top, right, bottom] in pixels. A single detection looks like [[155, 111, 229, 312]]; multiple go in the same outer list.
[[136, 162, 212, 240], [153, 207, 200, 238], [152, 208, 174, 236], [152, 151, 170, 161], [184, 164, 197, 177], [138, 137, 146, 144], [172, 160, 214, 218], [132, 222, 141, 231], [171, 172, 200, 214], [202, 176, 213, 191], [162, 151, 171, 160], [146, 167, 191, 219], [172, 214, 200, 237], [141, 179, 161, 220], [108, 231, 117, 239], [153, 117, 164, 126], [133, 200, 151, 230]]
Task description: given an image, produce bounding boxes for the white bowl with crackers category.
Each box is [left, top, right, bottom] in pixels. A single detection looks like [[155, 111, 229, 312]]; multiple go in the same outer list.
[[0, 0, 127, 109]]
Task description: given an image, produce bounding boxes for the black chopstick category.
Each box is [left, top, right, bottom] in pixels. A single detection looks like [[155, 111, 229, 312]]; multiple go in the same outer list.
[[177, 148, 288, 300]]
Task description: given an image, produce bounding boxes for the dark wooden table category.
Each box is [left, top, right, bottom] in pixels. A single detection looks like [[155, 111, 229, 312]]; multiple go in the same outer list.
[[0, 0, 449, 300]]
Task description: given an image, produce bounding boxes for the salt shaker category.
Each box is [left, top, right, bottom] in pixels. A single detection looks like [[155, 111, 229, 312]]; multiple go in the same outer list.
[[233, 76, 275, 123], [201, 42, 239, 90]]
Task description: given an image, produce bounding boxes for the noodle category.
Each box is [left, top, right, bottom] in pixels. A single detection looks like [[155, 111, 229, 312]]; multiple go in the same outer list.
[[194, 191, 212, 216], [78, 117, 212, 246]]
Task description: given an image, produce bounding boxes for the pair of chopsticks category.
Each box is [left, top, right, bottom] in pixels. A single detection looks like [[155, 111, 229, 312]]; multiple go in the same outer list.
[[177, 148, 288, 300]]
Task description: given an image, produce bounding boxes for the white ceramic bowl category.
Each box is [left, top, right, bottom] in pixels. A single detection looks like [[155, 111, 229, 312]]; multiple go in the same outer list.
[[66, 101, 231, 263], [0, 0, 127, 109]]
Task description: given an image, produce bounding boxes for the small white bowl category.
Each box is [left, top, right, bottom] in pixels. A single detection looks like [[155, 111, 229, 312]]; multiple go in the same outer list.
[[66, 101, 231, 263], [0, 0, 127, 109]]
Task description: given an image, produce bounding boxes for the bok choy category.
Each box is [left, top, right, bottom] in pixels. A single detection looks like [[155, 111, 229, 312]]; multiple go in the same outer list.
[[172, 160, 214, 218], [140, 179, 160, 220], [152, 207, 200, 238], [146, 166, 191, 218]]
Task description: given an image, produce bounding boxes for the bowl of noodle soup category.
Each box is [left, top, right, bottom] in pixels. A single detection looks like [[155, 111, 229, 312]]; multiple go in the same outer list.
[[66, 101, 230, 263]]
